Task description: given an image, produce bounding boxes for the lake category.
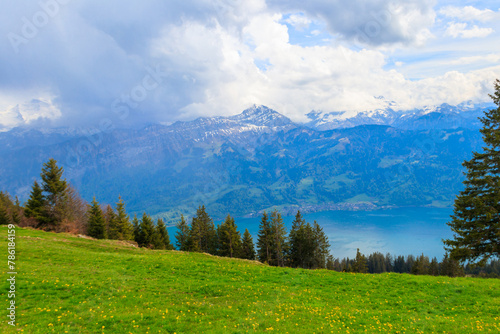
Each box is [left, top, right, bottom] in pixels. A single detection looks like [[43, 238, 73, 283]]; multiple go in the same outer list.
[[233, 207, 454, 260]]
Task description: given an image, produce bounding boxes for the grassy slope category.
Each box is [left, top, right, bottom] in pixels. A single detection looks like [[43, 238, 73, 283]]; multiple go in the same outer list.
[[1, 226, 499, 334]]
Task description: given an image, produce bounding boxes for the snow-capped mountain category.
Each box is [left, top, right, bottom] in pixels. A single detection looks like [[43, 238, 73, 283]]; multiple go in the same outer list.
[[305, 100, 495, 131]]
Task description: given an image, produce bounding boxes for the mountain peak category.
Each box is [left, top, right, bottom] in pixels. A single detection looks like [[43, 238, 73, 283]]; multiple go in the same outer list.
[[231, 105, 294, 127]]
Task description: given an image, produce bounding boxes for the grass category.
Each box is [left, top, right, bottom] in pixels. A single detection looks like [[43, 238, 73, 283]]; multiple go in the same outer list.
[[1, 226, 500, 333]]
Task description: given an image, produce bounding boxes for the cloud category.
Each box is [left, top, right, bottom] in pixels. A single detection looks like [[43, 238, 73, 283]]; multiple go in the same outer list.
[[439, 5, 499, 22], [445, 22, 494, 38], [267, 0, 436, 46], [284, 13, 311, 31], [0, 1, 499, 131]]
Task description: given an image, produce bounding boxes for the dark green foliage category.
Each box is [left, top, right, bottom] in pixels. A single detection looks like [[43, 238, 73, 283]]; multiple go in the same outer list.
[[104, 205, 118, 240], [138, 213, 156, 248], [218, 214, 241, 258], [429, 257, 439, 276], [114, 197, 134, 241], [0, 203, 9, 225], [132, 215, 141, 244], [269, 209, 287, 267], [440, 253, 464, 277], [87, 197, 107, 239], [288, 210, 309, 268], [24, 181, 46, 223], [368, 252, 387, 273], [241, 228, 256, 260], [352, 248, 368, 273], [312, 220, 330, 269], [444, 79, 500, 265], [188, 206, 217, 254], [175, 214, 190, 251], [40, 158, 68, 228], [257, 211, 272, 264], [411, 254, 430, 275], [155, 218, 174, 250]]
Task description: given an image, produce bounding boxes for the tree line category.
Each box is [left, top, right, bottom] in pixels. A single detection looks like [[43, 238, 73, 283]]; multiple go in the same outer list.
[[1, 158, 499, 277]]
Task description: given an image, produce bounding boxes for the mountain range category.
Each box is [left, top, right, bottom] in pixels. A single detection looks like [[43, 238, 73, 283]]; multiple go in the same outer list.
[[0, 102, 494, 221]]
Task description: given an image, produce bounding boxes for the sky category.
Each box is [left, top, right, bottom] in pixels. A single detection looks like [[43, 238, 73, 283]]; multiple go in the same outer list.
[[0, 0, 499, 130]]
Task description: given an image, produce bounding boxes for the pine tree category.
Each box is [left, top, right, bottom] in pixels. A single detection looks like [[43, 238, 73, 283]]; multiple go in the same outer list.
[[132, 214, 141, 245], [11, 196, 21, 225], [0, 203, 9, 225], [241, 228, 256, 260], [288, 211, 307, 268], [115, 196, 134, 240], [40, 158, 68, 229], [218, 214, 242, 258], [257, 211, 272, 264], [444, 79, 500, 265], [312, 221, 330, 269], [24, 181, 46, 224], [269, 209, 287, 267], [429, 257, 439, 276], [138, 213, 156, 248], [87, 197, 107, 239], [175, 214, 190, 251], [189, 206, 217, 254], [155, 218, 174, 250], [104, 205, 118, 239], [352, 248, 368, 273]]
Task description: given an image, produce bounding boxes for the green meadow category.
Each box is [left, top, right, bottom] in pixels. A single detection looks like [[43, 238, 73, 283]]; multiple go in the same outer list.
[[1, 226, 499, 333]]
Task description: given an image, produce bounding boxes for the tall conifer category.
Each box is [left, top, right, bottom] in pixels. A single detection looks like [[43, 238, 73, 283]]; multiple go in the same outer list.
[[87, 197, 107, 239]]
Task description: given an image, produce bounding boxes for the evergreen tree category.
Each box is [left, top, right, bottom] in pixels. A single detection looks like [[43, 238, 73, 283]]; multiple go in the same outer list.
[[155, 218, 174, 250], [104, 205, 118, 239], [188, 206, 217, 254], [115, 196, 134, 240], [40, 158, 68, 228], [257, 211, 272, 264], [352, 248, 368, 273], [269, 209, 287, 267], [444, 79, 500, 265], [429, 257, 439, 276], [241, 228, 256, 260], [11, 196, 21, 225], [87, 197, 107, 239], [288, 211, 307, 268], [440, 253, 464, 277], [24, 181, 46, 224], [218, 214, 242, 258], [411, 254, 430, 275], [138, 213, 156, 248], [132, 214, 141, 245], [0, 203, 9, 225], [312, 221, 330, 269], [175, 214, 190, 251]]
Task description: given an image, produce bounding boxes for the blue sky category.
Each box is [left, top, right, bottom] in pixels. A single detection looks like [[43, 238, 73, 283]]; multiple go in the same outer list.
[[0, 0, 499, 130]]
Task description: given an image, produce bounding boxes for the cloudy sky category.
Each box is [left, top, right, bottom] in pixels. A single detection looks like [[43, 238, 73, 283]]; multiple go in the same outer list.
[[1, 0, 499, 130]]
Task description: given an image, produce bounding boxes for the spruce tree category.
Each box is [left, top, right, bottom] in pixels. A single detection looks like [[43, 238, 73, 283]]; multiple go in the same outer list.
[[132, 214, 141, 245], [87, 197, 107, 239], [139, 213, 156, 248], [312, 221, 330, 269], [444, 79, 500, 265], [105, 205, 118, 239], [352, 248, 368, 273], [40, 158, 68, 228], [115, 196, 134, 240], [241, 228, 256, 260], [11, 196, 21, 225], [0, 203, 9, 225], [269, 209, 287, 267], [218, 214, 242, 258], [257, 211, 272, 264], [155, 218, 174, 250], [175, 214, 190, 251], [288, 211, 307, 268], [189, 206, 217, 254], [25, 181, 46, 224]]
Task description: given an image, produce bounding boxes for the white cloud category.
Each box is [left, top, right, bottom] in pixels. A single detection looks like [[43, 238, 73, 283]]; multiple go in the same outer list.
[[445, 22, 494, 38], [449, 54, 500, 66], [284, 13, 311, 31], [439, 6, 499, 22]]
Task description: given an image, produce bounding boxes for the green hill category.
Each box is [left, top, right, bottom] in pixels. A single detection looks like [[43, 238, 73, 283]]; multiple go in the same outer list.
[[1, 226, 499, 333]]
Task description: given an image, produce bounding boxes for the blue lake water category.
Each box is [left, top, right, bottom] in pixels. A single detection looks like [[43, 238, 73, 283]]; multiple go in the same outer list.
[[232, 207, 454, 260]]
